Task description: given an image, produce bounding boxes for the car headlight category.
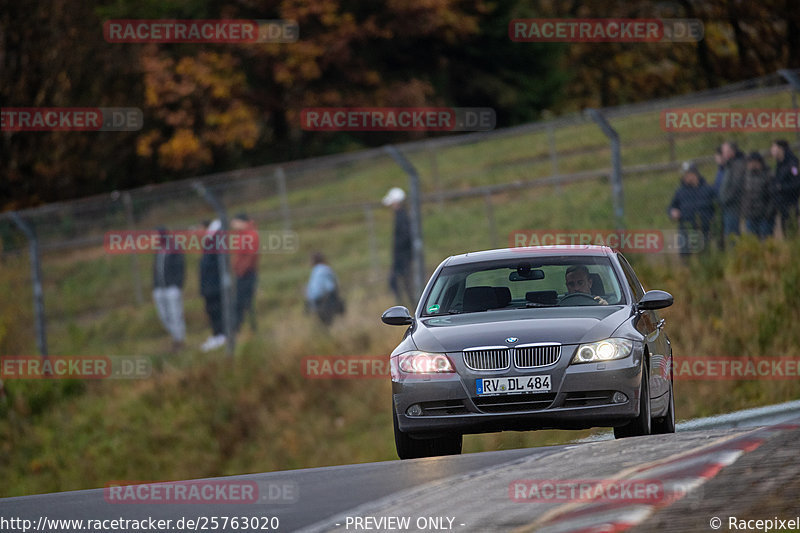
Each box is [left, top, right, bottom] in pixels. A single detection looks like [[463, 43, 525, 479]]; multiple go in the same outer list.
[[572, 338, 634, 364], [397, 351, 455, 373]]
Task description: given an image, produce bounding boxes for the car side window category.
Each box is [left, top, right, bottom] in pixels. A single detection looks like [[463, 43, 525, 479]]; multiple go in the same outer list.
[[617, 254, 645, 302]]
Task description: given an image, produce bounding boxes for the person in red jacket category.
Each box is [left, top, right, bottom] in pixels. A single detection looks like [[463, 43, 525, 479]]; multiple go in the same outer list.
[[231, 213, 259, 333]]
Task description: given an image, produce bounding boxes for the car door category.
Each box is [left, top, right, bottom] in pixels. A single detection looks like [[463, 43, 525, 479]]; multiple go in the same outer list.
[[616, 253, 671, 401]]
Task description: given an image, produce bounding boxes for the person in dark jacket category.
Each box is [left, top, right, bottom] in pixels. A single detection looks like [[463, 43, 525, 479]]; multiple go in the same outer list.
[[712, 145, 725, 195], [152, 226, 186, 351], [200, 219, 225, 352], [668, 164, 716, 256], [770, 139, 800, 236], [742, 152, 774, 240], [710, 146, 725, 249], [719, 141, 746, 245], [382, 187, 415, 307]]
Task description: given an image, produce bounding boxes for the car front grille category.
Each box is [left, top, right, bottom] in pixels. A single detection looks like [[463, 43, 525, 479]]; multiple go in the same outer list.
[[462, 344, 561, 370], [515, 344, 561, 368], [463, 348, 510, 371]]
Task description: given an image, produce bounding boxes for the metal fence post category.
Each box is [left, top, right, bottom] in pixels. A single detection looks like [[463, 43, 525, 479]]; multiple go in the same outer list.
[[667, 132, 676, 163], [121, 192, 144, 305], [483, 190, 499, 248], [542, 110, 562, 195], [275, 167, 292, 231], [426, 141, 444, 211], [364, 205, 379, 283], [383, 145, 425, 300], [779, 69, 800, 146], [9, 212, 48, 356], [192, 182, 236, 358], [587, 109, 625, 229]]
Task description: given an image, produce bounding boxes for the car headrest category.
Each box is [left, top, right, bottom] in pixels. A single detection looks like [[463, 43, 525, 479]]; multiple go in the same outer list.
[[463, 286, 499, 312], [493, 287, 512, 308], [589, 273, 605, 296], [526, 290, 558, 305]]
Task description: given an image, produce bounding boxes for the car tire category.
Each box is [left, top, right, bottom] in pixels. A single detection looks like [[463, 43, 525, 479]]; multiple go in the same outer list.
[[393, 405, 462, 459], [651, 378, 675, 434], [614, 361, 651, 439]]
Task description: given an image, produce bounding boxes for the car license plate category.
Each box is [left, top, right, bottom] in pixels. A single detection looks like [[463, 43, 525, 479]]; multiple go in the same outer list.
[[476, 375, 551, 396]]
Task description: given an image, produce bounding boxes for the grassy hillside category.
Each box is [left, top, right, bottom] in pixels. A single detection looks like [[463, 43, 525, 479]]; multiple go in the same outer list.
[[2, 88, 800, 497]]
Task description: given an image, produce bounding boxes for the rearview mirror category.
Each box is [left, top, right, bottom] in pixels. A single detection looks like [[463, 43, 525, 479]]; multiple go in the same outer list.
[[381, 305, 413, 326], [637, 290, 673, 311], [509, 269, 545, 282]]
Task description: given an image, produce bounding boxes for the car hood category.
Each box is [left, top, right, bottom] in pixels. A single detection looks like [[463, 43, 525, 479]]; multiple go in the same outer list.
[[413, 306, 631, 352]]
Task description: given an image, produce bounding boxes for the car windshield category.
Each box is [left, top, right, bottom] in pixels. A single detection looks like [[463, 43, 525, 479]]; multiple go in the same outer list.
[[422, 256, 625, 315]]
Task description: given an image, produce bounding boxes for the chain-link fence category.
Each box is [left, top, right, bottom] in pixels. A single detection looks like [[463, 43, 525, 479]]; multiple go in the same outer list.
[[3, 70, 800, 356]]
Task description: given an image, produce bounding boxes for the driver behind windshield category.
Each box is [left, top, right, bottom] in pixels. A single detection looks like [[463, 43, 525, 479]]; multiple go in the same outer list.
[[564, 265, 608, 305]]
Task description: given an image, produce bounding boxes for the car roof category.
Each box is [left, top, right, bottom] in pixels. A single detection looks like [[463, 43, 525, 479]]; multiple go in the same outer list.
[[443, 245, 615, 266]]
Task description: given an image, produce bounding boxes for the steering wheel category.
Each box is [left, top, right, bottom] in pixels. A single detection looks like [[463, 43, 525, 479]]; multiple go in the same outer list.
[[558, 292, 600, 306]]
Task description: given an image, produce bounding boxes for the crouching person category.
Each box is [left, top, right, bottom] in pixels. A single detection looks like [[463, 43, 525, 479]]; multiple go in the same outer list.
[[305, 252, 345, 326]]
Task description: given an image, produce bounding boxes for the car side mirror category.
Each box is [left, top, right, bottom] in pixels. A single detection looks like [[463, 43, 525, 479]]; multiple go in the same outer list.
[[381, 305, 413, 326], [637, 290, 673, 311]]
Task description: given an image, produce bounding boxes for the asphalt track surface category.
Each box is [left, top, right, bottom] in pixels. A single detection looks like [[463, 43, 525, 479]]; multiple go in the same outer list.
[[2, 400, 799, 533]]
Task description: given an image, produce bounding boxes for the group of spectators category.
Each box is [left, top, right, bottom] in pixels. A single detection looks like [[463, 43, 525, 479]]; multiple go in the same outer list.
[[669, 139, 800, 252], [154, 212, 352, 349], [152, 214, 259, 353], [154, 142, 799, 347]]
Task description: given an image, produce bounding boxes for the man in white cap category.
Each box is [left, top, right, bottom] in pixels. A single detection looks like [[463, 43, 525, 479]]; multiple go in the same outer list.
[[382, 187, 414, 306]]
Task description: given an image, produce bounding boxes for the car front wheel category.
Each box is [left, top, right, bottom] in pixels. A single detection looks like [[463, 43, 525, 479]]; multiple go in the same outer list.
[[614, 363, 651, 439], [651, 377, 675, 434], [393, 405, 462, 459]]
